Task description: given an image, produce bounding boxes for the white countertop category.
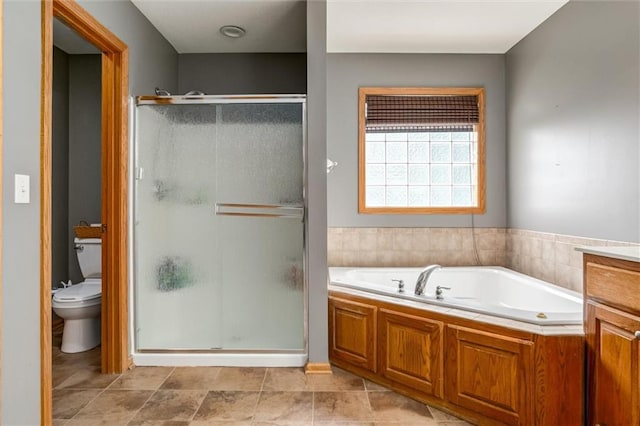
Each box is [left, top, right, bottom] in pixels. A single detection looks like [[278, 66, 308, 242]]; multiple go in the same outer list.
[[576, 246, 640, 263]]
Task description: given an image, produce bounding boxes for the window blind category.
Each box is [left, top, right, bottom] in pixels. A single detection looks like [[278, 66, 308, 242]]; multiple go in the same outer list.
[[365, 95, 479, 133]]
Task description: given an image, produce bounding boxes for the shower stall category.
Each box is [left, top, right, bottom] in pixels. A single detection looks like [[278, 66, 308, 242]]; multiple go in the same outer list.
[[131, 95, 307, 366]]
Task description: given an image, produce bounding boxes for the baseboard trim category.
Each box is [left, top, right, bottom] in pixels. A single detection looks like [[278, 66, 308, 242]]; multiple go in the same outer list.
[[304, 362, 333, 375]]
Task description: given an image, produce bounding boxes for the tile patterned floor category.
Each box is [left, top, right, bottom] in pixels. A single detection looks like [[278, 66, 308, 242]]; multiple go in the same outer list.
[[53, 334, 471, 425]]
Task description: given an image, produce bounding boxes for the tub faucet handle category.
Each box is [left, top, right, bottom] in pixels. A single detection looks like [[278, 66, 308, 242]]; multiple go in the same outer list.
[[435, 286, 451, 300], [391, 279, 405, 293]]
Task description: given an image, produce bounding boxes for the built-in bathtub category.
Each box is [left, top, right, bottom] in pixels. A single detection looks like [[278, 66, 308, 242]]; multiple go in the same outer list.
[[330, 266, 583, 326], [328, 266, 585, 424]]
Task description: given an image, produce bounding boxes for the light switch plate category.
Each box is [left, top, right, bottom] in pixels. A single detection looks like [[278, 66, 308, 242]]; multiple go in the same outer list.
[[14, 174, 30, 204]]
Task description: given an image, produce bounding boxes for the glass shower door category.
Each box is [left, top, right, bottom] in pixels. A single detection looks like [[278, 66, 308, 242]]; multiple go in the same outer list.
[[215, 102, 305, 350], [134, 104, 223, 350], [134, 98, 305, 353]]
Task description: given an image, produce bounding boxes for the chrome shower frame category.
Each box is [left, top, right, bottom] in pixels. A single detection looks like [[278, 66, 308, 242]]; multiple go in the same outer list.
[[129, 94, 308, 366]]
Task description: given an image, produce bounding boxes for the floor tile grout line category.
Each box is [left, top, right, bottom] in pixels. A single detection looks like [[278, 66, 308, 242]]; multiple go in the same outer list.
[[103, 371, 123, 391], [185, 388, 210, 423], [178, 365, 220, 423], [153, 365, 176, 391], [364, 382, 375, 423], [123, 386, 158, 425], [250, 367, 270, 423], [63, 383, 113, 422], [311, 390, 315, 426], [259, 367, 268, 393]]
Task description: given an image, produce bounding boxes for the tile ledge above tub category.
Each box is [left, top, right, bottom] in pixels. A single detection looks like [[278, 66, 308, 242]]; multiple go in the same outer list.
[[576, 245, 640, 263]]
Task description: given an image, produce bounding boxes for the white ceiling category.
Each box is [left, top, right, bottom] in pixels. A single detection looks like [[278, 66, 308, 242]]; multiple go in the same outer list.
[[130, 0, 568, 54], [327, 0, 569, 53], [131, 0, 307, 53]]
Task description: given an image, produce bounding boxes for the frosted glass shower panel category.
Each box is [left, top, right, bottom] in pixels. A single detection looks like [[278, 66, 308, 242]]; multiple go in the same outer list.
[[135, 104, 223, 350], [216, 103, 303, 205], [219, 215, 304, 350], [215, 102, 305, 350]]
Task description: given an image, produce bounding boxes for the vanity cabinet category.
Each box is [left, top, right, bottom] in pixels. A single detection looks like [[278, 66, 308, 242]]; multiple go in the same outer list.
[[445, 325, 533, 425], [378, 309, 443, 398], [584, 254, 640, 426], [328, 296, 377, 372]]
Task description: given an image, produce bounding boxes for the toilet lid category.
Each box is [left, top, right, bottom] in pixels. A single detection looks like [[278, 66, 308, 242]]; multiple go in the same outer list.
[[53, 281, 101, 303]]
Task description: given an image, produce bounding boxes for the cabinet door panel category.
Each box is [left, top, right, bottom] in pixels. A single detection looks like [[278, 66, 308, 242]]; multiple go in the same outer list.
[[378, 309, 443, 398], [446, 325, 533, 425], [329, 297, 377, 372], [587, 301, 640, 426]]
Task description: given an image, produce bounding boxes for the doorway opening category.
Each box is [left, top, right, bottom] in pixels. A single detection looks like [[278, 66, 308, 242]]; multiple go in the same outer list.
[[41, 0, 129, 422]]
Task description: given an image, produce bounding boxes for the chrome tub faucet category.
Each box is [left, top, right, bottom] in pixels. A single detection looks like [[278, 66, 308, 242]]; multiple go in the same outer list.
[[414, 264, 442, 296]]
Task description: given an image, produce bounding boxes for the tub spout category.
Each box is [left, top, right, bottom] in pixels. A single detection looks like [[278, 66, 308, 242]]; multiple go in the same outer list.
[[415, 264, 442, 296]]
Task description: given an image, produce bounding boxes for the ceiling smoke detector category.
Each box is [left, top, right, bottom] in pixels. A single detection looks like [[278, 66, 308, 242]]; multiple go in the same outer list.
[[220, 25, 246, 39]]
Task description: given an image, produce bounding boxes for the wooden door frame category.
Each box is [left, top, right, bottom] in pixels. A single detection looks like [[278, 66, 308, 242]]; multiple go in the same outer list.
[[41, 0, 129, 422]]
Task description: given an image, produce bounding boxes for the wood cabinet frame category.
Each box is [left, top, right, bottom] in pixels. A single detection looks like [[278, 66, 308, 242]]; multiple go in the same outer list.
[[584, 254, 640, 426], [329, 296, 377, 372], [378, 309, 443, 398], [445, 325, 533, 424], [329, 291, 584, 425]]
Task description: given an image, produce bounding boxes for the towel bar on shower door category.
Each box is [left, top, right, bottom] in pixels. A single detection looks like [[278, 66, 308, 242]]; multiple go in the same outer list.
[[214, 203, 304, 219]]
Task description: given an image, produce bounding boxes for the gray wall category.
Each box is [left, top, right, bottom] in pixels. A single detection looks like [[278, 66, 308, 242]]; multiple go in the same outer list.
[[506, 1, 640, 243], [2, 3, 43, 423], [53, 47, 70, 287], [68, 54, 102, 283], [78, 0, 178, 96], [52, 51, 101, 290], [178, 53, 307, 95], [306, 0, 329, 363], [1, 0, 178, 423], [327, 54, 507, 228]]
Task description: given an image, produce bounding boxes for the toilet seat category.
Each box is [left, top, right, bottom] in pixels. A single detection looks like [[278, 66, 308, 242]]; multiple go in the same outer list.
[[52, 280, 101, 308]]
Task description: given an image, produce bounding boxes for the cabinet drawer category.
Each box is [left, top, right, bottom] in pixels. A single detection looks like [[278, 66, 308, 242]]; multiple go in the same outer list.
[[586, 262, 640, 312]]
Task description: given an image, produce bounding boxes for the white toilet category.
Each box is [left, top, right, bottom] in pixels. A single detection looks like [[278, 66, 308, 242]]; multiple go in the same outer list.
[[52, 237, 102, 353]]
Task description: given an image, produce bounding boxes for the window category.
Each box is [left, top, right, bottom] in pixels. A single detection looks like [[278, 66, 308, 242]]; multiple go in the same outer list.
[[358, 87, 485, 214]]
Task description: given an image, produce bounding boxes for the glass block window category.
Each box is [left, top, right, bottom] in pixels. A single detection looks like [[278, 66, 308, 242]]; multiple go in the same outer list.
[[359, 88, 485, 214]]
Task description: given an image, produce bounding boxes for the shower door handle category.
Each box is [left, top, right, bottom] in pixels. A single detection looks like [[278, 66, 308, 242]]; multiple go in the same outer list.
[[215, 203, 304, 219]]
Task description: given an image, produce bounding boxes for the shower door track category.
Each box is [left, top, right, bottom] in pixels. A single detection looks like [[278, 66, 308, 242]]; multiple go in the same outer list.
[[136, 94, 306, 105]]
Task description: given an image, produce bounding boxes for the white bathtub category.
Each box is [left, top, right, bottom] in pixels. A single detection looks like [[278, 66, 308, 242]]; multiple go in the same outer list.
[[329, 266, 583, 325]]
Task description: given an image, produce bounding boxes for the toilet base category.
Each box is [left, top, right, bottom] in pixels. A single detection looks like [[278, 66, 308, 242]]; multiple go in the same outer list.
[[61, 317, 101, 353]]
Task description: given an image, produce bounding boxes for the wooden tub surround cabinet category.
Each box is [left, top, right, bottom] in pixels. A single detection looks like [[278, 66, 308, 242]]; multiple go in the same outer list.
[[581, 251, 640, 426], [329, 291, 584, 425]]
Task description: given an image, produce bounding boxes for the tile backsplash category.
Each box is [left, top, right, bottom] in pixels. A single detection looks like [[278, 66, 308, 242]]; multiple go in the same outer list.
[[328, 227, 507, 268], [327, 227, 639, 293], [505, 229, 639, 293]]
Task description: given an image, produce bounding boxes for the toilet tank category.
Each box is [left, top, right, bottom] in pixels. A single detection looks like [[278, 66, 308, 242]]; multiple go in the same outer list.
[[75, 237, 102, 279]]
